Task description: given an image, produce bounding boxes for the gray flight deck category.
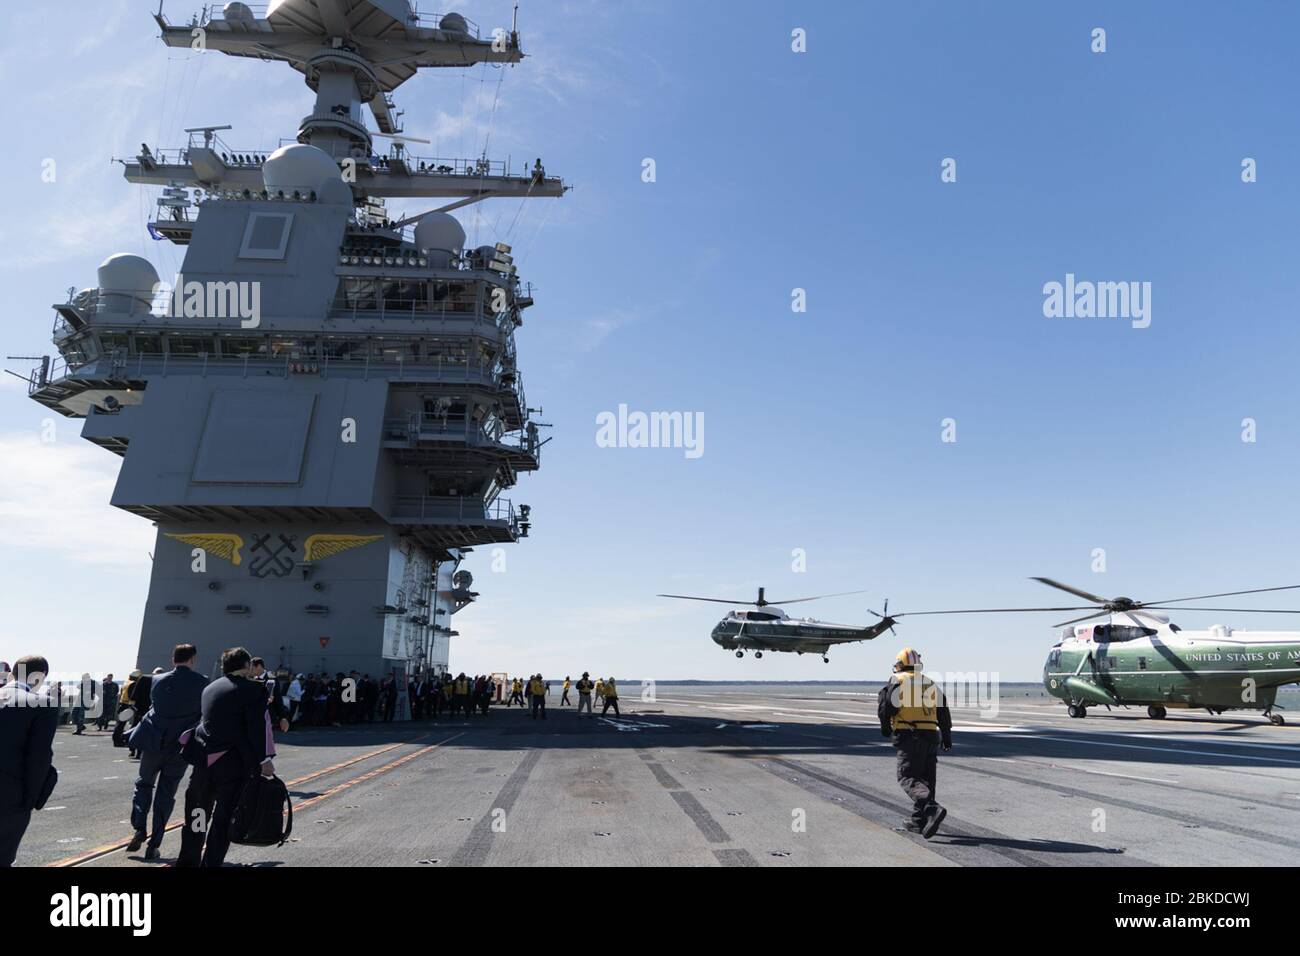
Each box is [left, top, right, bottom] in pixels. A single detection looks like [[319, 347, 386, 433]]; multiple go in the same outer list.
[[22, 684, 1300, 868]]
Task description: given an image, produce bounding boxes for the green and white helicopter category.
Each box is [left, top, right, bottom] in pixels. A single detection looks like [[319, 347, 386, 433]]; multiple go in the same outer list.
[[902, 578, 1300, 725], [657, 587, 890, 662]]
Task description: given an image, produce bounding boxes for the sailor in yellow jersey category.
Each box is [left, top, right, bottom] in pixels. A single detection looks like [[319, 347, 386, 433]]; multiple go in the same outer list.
[[560, 676, 572, 706], [594, 679, 605, 706], [877, 648, 952, 838], [600, 677, 620, 716], [527, 673, 547, 720], [508, 677, 525, 708], [453, 672, 472, 719]]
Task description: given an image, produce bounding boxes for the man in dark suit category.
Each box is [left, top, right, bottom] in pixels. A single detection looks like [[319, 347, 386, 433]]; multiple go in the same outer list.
[[95, 673, 118, 731], [0, 656, 60, 867], [249, 657, 289, 733], [177, 647, 275, 867], [410, 674, 426, 720], [127, 644, 207, 860]]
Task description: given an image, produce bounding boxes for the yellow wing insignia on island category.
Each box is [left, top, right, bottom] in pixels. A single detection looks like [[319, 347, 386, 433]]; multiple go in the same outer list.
[[165, 532, 246, 566], [304, 534, 384, 562]]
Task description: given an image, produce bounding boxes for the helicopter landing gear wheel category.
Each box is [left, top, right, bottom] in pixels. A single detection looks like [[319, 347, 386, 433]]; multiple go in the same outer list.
[[754, 651, 763, 659], [735, 650, 743, 658], [822, 656, 829, 664], [1269, 712, 1286, 726], [1147, 705, 1167, 720], [1067, 703, 1087, 719]]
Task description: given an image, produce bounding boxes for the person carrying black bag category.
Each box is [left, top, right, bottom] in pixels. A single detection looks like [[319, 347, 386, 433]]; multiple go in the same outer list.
[[228, 768, 292, 847], [177, 647, 276, 867]]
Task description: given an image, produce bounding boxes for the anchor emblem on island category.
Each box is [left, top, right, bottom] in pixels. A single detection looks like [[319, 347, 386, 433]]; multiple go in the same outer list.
[[248, 533, 299, 578]]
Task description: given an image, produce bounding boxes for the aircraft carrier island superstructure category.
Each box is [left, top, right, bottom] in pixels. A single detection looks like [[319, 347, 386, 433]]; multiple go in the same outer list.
[[23, 1, 562, 694]]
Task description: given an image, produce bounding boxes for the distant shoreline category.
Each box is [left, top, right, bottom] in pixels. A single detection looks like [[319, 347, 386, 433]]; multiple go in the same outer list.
[[619, 680, 1043, 686]]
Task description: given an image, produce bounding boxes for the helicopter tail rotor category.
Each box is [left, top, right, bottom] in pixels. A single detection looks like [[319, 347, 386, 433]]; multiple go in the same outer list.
[[868, 599, 898, 636]]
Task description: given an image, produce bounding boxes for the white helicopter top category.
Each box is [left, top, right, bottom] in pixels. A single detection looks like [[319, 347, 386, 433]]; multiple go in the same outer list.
[[1057, 612, 1300, 650]]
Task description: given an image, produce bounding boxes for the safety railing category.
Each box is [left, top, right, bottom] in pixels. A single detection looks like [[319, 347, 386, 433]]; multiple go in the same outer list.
[[388, 496, 514, 524], [381, 417, 537, 454], [36, 349, 521, 385], [327, 294, 483, 323], [197, 3, 272, 26], [409, 8, 482, 37]]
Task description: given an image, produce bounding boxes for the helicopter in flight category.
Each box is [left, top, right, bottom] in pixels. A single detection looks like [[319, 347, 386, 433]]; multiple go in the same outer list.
[[894, 577, 1300, 725], [656, 587, 897, 662], [662, 577, 1300, 724]]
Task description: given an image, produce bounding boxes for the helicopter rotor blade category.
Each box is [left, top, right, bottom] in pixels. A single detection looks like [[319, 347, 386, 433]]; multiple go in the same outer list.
[[897, 606, 1096, 617], [658, 588, 869, 607], [1138, 585, 1300, 607], [763, 589, 871, 605], [1139, 606, 1300, 614], [1052, 610, 1112, 628], [656, 594, 760, 605], [1029, 577, 1111, 605]]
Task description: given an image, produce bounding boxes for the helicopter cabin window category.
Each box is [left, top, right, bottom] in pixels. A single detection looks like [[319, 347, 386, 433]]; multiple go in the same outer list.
[[1093, 624, 1157, 643]]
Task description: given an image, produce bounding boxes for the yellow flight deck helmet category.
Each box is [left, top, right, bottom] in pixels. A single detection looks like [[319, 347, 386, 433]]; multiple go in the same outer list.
[[894, 647, 921, 671]]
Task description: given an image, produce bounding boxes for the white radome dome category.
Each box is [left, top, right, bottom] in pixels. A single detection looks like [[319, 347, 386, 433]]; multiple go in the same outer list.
[[317, 178, 353, 205], [223, 2, 255, 24], [96, 254, 158, 303], [414, 212, 466, 254], [262, 143, 341, 194], [440, 12, 470, 36]]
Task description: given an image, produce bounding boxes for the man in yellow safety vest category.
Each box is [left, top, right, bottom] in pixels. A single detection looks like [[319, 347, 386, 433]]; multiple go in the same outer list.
[[453, 673, 472, 719], [527, 673, 547, 720], [877, 647, 952, 838], [600, 677, 620, 716]]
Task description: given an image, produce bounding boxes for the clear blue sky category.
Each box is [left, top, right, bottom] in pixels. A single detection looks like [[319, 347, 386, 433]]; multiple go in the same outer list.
[[3, 0, 1300, 681]]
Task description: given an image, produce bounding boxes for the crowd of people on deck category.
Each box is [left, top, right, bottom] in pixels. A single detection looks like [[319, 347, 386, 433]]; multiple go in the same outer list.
[[501, 673, 620, 718], [0, 652, 625, 867]]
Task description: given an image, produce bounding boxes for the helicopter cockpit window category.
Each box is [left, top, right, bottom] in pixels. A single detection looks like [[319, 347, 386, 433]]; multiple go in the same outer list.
[[747, 611, 779, 621], [1046, 649, 1061, 668]]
